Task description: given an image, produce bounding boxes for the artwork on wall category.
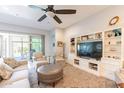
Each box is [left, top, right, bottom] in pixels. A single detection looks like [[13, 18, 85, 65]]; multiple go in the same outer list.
[[109, 16, 119, 26], [70, 38, 75, 53], [57, 41, 64, 47]]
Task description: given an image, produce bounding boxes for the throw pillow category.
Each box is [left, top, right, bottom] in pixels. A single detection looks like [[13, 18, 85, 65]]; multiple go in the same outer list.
[[4, 58, 20, 69], [34, 52, 43, 58], [0, 63, 13, 80], [18, 60, 27, 65]]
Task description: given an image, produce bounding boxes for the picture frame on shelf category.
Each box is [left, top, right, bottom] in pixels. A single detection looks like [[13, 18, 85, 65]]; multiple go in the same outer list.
[[88, 34, 95, 40], [95, 32, 102, 39], [81, 35, 88, 41], [105, 30, 114, 38], [70, 38, 75, 53]]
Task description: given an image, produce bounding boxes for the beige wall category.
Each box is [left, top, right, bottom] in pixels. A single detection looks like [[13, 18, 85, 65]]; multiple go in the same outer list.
[[55, 28, 65, 42], [54, 28, 65, 57]]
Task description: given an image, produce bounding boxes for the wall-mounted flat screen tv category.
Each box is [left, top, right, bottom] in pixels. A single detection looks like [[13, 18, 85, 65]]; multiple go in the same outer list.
[[77, 41, 102, 59]]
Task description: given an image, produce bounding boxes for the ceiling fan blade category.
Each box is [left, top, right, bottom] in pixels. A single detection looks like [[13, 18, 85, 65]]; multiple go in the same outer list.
[[55, 9, 76, 14], [38, 14, 47, 22], [53, 15, 62, 24], [28, 5, 46, 11]]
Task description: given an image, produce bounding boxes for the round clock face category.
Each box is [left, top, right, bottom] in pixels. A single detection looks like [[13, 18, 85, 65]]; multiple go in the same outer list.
[[109, 16, 119, 25]]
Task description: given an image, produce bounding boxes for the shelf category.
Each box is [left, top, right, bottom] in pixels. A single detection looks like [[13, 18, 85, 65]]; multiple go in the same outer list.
[[104, 28, 122, 60], [105, 36, 121, 39], [105, 44, 121, 48], [80, 39, 102, 43], [104, 51, 121, 53]]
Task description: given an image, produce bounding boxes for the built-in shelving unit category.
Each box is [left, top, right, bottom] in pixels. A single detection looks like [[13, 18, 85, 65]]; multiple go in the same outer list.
[[74, 59, 79, 65], [104, 28, 121, 60], [75, 32, 102, 44], [89, 63, 98, 71], [68, 27, 124, 81]]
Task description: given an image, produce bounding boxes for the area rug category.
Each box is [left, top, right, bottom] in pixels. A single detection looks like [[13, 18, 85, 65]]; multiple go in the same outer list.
[[28, 62, 117, 88]]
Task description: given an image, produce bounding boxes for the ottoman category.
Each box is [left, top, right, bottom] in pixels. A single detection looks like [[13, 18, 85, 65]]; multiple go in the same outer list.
[[37, 63, 63, 87]]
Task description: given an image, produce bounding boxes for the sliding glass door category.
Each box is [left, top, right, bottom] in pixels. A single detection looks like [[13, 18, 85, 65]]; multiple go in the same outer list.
[[0, 32, 45, 60], [31, 36, 42, 52], [10, 34, 30, 60], [30, 36, 44, 59]]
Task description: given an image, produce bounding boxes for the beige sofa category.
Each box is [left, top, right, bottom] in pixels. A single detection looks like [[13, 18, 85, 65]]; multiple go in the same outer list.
[[0, 58, 30, 88]]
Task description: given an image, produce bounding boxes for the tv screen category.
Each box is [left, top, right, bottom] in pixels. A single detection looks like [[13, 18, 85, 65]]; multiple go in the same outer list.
[[77, 41, 102, 59]]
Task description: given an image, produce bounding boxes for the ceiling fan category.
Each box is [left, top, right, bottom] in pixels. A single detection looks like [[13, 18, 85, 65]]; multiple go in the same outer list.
[[29, 5, 76, 24]]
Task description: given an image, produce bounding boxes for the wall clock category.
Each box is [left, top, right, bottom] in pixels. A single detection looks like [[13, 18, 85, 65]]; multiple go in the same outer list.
[[109, 16, 119, 26]]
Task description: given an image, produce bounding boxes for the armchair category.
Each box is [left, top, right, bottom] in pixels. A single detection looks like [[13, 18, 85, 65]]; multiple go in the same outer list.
[[55, 55, 65, 67], [33, 52, 46, 61], [32, 52, 48, 70]]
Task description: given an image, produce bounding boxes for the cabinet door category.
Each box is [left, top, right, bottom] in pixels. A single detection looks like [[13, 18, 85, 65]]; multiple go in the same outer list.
[[104, 70, 115, 81], [79, 60, 88, 69], [104, 63, 120, 72], [102, 63, 120, 81]]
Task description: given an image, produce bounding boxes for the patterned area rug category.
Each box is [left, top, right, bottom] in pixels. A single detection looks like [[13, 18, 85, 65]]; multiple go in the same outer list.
[[28, 62, 117, 88]]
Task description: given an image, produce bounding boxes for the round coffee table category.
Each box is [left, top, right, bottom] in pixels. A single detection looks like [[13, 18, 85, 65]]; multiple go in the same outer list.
[[37, 63, 63, 87]]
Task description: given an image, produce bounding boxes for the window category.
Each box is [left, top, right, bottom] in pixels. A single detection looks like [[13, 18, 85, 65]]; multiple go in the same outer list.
[[10, 34, 30, 60], [30, 36, 44, 59], [31, 36, 42, 52], [0, 32, 45, 60]]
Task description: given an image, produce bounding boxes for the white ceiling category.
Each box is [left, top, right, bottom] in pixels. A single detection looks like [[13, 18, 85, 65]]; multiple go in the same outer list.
[[0, 5, 110, 31]]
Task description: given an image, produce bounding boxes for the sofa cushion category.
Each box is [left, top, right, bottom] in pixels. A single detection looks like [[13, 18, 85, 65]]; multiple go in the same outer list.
[[4, 58, 20, 69], [0, 63, 13, 80], [14, 65, 28, 71], [18, 60, 27, 65], [8, 70, 28, 83], [2, 79, 30, 88], [0, 70, 28, 87]]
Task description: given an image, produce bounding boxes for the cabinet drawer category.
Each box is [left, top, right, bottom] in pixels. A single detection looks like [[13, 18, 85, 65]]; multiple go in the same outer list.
[[79, 61, 88, 67]]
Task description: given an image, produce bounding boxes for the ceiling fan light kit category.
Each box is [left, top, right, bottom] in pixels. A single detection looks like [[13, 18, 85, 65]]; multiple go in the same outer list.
[[46, 11, 55, 17], [29, 5, 76, 24]]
